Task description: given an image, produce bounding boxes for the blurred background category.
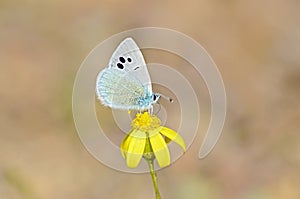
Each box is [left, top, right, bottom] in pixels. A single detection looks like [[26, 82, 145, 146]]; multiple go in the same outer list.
[[1, 0, 300, 198]]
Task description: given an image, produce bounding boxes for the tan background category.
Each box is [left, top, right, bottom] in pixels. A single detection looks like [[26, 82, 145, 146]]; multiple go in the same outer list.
[[1, 0, 300, 198]]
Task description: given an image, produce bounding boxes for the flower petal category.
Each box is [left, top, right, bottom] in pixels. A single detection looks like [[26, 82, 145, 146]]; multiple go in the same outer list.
[[120, 130, 133, 158], [149, 132, 170, 168], [125, 130, 146, 168], [148, 126, 162, 137], [160, 127, 186, 152]]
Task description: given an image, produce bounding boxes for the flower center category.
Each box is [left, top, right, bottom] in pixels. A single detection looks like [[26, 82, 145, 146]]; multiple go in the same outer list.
[[132, 112, 161, 131]]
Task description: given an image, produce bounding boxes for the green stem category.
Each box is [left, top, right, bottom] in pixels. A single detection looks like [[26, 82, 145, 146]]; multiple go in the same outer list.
[[146, 159, 161, 199], [144, 134, 161, 199]]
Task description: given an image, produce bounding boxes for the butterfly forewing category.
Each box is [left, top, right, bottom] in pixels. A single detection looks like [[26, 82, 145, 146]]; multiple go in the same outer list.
[[108, 38, 152, 96]]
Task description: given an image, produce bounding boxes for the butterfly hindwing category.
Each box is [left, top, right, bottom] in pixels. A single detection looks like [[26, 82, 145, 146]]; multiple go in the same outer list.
[[96, 68, 148, 110]]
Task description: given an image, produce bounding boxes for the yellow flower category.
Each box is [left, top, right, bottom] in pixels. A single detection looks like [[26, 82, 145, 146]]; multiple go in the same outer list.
[[121, 112, 186, 168]]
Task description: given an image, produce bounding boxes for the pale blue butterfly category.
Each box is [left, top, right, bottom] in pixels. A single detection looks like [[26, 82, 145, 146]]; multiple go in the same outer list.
[[96, 38, 162, 111]]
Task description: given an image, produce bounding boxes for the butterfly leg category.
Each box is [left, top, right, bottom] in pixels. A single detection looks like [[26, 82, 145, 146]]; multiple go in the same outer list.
[[148, 105, 154, 115], [154, 102, 162, 115]]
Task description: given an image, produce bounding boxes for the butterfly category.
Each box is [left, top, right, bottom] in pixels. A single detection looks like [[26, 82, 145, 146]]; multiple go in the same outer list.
[[96, 37, 162, 111]]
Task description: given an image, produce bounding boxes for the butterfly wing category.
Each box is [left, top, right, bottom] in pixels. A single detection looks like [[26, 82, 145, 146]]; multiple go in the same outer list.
[[96, 68, 149, 110], [108, 37, 152, 96]]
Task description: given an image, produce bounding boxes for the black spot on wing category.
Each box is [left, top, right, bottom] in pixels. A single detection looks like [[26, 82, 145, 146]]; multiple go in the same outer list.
[[117, 63, 124, 69], [119, 57, 125, 63]]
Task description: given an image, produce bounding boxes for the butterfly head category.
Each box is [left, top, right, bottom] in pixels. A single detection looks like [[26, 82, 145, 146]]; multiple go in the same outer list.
[[152, 93, 161, 104]]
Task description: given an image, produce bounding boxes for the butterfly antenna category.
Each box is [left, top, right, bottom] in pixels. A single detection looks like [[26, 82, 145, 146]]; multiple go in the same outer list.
[[159, 93, 174, 103]]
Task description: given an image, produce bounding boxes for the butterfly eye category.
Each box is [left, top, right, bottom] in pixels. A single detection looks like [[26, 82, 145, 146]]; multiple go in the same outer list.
[[153, 95, 157, 101], [117, 63, 124, 69], [119, 57, 125, 63], [127, 57, 132, 62]]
